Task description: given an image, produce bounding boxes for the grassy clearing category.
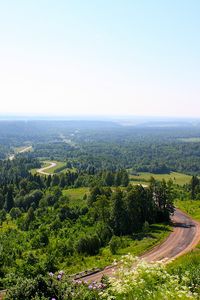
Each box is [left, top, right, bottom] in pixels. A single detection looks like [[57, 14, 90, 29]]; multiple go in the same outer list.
[[179, 137, 200, 143], [60, 224, 171, 275], [130, 172, 192, 186], [63, 187, 90, 207]]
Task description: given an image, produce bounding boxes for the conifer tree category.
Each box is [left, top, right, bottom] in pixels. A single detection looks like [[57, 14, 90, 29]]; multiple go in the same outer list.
[[4, 186, 14, 212]]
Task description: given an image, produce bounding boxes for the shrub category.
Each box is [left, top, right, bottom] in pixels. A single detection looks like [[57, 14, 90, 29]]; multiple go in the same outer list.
[[5, 272, 101, 300], [10, 207, 22, 219], [77, 235, 101, 255], [109, 235, 121, 254]]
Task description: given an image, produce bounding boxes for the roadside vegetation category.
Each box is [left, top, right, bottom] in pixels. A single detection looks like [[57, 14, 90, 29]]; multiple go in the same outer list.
[[175, 200, 200, 221], [169, 180, 200, 299], [5, 254, 199, 300]]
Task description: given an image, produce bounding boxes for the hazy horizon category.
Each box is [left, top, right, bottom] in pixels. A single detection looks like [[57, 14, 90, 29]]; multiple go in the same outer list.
[[0, 114, 200, 123]]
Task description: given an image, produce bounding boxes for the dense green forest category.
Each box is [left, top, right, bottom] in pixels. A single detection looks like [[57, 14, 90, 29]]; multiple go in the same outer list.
[[0, 120, 200, 299], [0, 156, 174, 288], [1, 120, 200, 173]]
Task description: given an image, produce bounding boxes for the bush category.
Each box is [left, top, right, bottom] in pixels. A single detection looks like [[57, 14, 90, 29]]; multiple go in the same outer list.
[[109, 235, 121, 254], [0, 209, 6, 224], [77, 235, 101, 255], [168, 251, 200, 295], [10, 208, 22, 219], [5, 272, 101, 300]]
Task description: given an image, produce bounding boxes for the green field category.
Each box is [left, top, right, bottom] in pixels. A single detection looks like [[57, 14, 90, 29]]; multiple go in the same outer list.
[[130, 172, 192, 186], [63, 187, 90, 207], [179, 137, 200, 143]]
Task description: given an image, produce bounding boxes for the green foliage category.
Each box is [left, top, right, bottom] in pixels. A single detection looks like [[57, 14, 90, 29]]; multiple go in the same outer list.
[[4, 271, 99, 300], [77, 235, 101, 255], [4, 187, 14, 212], [109, 236, 121, 254], [21, 207, 35, 231], [0, 148, 175, 293], [111, 189, 127, 235], [0, 177, 173, 290], [189, 175, 200, 199], [31, 229, 49, 248], [10, 207, 22, 219], [175, 199, 200, 221], [0, 209, 6, 224], [1, 120, 200, 298], [168, 251, 200, 295], [4, 256, 199, 300]]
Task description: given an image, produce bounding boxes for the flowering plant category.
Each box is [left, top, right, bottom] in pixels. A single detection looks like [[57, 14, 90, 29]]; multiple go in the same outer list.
[[100, 254, 198, 300]]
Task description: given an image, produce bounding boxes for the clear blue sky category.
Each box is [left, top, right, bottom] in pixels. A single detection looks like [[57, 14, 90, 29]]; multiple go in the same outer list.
[[0, 1, 200, 117]]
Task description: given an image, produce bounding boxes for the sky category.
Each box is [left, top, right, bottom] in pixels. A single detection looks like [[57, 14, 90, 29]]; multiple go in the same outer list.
[[0, 0, 200, 118]]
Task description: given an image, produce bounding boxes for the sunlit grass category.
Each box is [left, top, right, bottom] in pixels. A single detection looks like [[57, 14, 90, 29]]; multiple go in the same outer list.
[[175, 200, 200, 221], [130, 172, 192, 186], [63, 187, 89, 207]]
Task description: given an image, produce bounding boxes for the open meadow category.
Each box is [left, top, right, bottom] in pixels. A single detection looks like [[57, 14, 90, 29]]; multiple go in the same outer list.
[[130, 172, 192, 186]]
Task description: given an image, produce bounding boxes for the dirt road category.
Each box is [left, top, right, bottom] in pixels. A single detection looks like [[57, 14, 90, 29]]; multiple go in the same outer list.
[[18, 146, 32, 153], [37, 162, 57, 176], [8, 146, 32, 160], [80, 209, 200, 282]]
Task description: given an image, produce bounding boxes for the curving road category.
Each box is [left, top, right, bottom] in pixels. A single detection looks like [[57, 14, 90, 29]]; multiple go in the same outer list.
[[37, 162, 57, 176], [79, 209, 200, 282]]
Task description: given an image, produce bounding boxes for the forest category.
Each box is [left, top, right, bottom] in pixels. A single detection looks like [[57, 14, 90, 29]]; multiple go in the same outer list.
[[0, 120, 200, 299], [0, 155, 174, 284], [1, 120, 200, 174]]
